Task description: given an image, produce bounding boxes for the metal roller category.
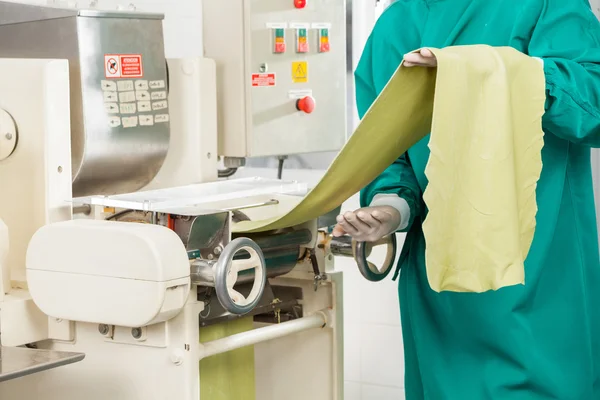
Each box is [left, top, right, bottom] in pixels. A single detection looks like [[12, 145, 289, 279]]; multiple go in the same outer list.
[[191, 229, 313, 287]]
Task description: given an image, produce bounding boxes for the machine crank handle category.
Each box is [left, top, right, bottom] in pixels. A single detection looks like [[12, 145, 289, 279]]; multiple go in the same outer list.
[[214, 237, 267, 315], [325, 233, 397, 282]]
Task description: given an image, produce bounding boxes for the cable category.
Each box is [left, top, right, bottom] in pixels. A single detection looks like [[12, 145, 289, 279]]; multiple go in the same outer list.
[[277, 156, 287, 180], [218, 168, 238, 178], [106, 209, 135, 220]]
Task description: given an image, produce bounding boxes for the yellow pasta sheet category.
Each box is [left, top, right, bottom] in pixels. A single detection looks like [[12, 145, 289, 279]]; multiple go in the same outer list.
[[199, 317, 256, 400], [234, 45, 545, 293]]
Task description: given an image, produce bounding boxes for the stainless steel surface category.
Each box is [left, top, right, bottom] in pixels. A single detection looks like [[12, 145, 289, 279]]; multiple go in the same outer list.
[[0, 2, 170, 197], [179, 212, 230, 258], [329, 235, 354, 258], [98, 324, 110, 335], [0, 347, 84, 382], [223, 157, 246, 169], [190, 259, 217, 286], [72, 204, 92, 215], [77, 9, 164, 19], [245, 229, 312, 249], [235, 229, 312, 283], [0, 2, 76, 25], [191, 247, 300, 286]]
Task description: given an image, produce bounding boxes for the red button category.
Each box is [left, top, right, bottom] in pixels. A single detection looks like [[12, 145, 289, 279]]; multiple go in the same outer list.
[[297, 41, 309, 53], [296, 96, 315, 114], [275, 42, 286, 53], [294, 0, 306, 8]]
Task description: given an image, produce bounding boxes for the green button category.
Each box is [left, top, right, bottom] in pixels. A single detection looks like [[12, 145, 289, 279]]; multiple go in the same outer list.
[[187, 249, 201, 259], [320, 28, 329, 37], [275, 28, 284, 37], [298, 28, 307, 37]]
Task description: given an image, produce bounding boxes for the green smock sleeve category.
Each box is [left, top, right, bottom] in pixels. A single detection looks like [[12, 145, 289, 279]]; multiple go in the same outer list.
[[529, 0, 600, 146], [355, 14, 423, 232]]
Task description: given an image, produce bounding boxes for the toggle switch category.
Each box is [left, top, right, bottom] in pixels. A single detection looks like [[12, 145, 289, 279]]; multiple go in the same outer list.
[[296, 96, 315, 114], [318, 28, 330, 53], [296, 28, 309, 53], [273, 28, 286, 54]]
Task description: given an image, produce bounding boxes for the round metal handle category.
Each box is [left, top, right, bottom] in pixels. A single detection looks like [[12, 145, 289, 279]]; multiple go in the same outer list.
[[214, 237, 267, 315], [354, 235, 397, 282]]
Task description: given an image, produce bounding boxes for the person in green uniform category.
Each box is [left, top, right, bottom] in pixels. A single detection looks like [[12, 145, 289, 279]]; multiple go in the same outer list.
[[333, 0, 600, 398]]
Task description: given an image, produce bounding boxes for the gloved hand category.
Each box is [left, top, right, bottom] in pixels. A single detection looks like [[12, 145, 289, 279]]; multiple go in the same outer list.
[[403, 48, 437, 67], [332, 206, 401, 242]]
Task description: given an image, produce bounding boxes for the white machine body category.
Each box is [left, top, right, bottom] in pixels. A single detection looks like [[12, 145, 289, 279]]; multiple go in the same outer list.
[[0, 1, 352, 399], [26, 219, 191, 328], [0, 219, 8, 296]]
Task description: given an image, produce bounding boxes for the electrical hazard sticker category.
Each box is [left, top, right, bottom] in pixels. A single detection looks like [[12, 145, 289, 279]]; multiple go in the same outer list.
[[292, 61, 308, 83], [251, 73, 276, 87], [104, 54, 144, 79]]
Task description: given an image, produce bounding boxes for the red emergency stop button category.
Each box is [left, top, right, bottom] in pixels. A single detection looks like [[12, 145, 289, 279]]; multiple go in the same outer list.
[[294, 0, 306, 8], [296, 96, 315, 114]]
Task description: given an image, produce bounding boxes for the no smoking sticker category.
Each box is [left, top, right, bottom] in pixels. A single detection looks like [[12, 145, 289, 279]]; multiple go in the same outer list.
[[107, 57, 118, 75], [104, 54, 144, 79], [251, 73, 276, 87]]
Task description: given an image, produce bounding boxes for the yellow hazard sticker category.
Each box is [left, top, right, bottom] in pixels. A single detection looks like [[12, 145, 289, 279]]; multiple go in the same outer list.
[[292, 61, 308, 83]]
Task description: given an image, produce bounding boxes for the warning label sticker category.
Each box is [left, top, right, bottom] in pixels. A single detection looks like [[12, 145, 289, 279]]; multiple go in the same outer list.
[[104, 54, 144, 79], [251, 73, 276, 87], [292, 61, 308, 84]]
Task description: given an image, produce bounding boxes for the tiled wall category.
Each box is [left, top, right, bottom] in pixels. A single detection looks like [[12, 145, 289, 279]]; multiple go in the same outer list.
[[9, 0, 405, 398]]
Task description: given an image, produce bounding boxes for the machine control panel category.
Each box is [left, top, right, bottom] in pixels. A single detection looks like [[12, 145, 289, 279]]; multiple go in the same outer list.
[[100, 77, 169, 130], [203, 0, 347, 158]]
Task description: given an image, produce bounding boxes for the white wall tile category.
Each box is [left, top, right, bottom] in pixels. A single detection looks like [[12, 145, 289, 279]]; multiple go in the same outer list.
[[339, 259, 364, 324], [360, 324, 404, 388], [344, 322, 361, 382], [362, 384, 405, 400], [344, 381, 362, 400], [357, 275, 401, 326]]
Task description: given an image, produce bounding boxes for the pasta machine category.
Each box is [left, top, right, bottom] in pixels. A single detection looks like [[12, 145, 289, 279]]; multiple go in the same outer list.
[[0, 1, 396, 399]]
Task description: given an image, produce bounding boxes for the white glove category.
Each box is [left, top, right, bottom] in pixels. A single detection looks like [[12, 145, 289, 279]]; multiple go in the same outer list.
[[332, 206, 402, 242]]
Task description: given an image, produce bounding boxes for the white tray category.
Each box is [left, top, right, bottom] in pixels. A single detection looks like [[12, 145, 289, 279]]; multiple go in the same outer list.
[[72, 177, 307, 213]]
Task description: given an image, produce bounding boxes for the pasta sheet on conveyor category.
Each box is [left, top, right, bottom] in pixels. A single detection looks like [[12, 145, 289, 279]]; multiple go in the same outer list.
[[234, 45, 546, 293]]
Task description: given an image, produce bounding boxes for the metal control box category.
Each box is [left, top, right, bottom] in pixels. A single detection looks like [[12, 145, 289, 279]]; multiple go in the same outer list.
[[203, 0, 347, 158]]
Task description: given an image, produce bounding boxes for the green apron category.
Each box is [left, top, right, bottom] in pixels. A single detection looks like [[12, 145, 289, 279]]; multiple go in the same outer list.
[[356, 0, 600, 398]]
